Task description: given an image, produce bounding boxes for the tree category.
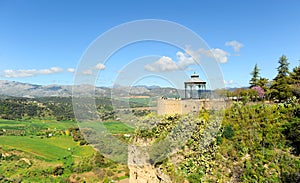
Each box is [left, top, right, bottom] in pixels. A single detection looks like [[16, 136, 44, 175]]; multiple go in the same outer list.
[[271, 55, 292, 102], [249, 64, 260, 88], [257, 77, 269, 91], [275, 55, 289, 80], [290, 65, 300, 98], [251, 86, 265, 100], [257, 77, 270, 99], [290, 65, 300, 82]]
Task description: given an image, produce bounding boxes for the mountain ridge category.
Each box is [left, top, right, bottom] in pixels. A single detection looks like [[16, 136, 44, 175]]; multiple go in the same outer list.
[[0, 80, 245, 98], [0, 80, 179, 98]]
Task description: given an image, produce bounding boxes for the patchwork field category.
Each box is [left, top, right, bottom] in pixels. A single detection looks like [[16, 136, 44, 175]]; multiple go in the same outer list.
[[0, 119, 131, 182]]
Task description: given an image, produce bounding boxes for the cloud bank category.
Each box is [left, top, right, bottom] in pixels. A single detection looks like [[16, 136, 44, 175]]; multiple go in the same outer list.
[[2, 67, 63, 78], [144, 47, 230, 72], [80, 63, 106, 75]]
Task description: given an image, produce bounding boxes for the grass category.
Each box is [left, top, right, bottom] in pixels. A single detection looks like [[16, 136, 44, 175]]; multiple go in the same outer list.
[[0, 131, 96, 182], [0, 119, 133, 163], [0, 119, 133, 162], [0, 136, 77, 161], [78, 121, 135, 135], [118, 97, 155, 107], [102, 121, 135, 134], [25, 119, 76, 130], [0, 119, 133, 182], [0, 119, 133, 134], [0, 119, 76, 131], [0, 119, 26, 129]]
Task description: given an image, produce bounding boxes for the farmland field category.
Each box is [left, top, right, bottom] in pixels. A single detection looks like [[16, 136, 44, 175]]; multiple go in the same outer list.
[[0, 119, 132, 182], [0, 119, 134, 134], [0, 136, 94, 161], [0, 119, 76, 130], [117, 97, 156, 108], [101, 121, 135, 134]]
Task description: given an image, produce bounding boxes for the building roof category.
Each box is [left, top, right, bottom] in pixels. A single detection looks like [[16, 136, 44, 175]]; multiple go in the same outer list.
[[184, 73, 206, 84]]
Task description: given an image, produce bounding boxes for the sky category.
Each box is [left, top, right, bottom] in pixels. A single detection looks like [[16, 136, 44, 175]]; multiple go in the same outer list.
[[0, 0, 299, 89]]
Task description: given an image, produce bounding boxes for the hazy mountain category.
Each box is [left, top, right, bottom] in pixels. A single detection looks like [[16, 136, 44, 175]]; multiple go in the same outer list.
[[0, 80, 181, 98]]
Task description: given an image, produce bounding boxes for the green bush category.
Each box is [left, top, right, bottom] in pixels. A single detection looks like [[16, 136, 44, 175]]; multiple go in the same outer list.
[[53, 166, 64, 176], [222, 125, 234, 139]]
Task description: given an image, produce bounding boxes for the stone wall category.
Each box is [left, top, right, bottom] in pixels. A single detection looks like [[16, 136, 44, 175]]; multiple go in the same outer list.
[[157, 98, 224, 115], [157, 98, 182, 115]]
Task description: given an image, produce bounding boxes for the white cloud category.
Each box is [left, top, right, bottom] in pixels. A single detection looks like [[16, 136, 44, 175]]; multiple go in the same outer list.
[[67, 68, 75, 73], [225, 40, 244, 52], [145, 47, 230, 72], [144, 52, 199, 72], [209, 48, 230, 63], [224, 79, 234, 85], [2, 67, 63, 78], [144, 56, 179, 72], [82, 69, 93, 75], [176, 51, 195, 68], [186, 48, 230, 64], [79, 63, 105, 75], [48, 67, 63, 73], [95, 63, 106, 70]]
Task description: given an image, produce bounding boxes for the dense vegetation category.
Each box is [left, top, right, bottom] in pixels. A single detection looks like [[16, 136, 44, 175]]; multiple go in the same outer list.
[[0, 55, 299, 182], [131, 99, 299, 182], [0, 96, 154, 121], [214, 100, 300, 182], [129, 55, 300, 182], [0, 119, 131, 182], [216, 55, 300, 103]]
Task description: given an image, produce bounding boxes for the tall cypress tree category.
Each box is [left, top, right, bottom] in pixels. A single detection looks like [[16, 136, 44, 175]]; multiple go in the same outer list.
[[275, 55, 290, 80], [271, 55, 292, 101], [249, 64, 260, 88]]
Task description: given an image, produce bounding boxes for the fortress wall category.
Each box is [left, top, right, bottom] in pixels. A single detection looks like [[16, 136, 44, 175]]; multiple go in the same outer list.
[[157, 98, 226, 115], [181, 99, 202, 114], [157, 99, 182, 115]]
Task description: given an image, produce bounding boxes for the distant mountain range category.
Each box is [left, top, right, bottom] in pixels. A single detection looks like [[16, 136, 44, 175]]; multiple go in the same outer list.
[[0, 80, 245, 98], [0, 80, 180, 98]]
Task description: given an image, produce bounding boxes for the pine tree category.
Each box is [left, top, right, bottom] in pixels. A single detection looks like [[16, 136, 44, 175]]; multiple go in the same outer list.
[[290, 64, 300, 98], [290, 64, 300, 83], [275, 55, 290, 80], [257, 77, 269, 91], [249, 64, 260, 88], [271, 55, 292, 102]]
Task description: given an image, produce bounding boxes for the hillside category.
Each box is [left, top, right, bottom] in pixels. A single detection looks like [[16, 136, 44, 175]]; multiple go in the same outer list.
[[0, 80, 181, 98], [128, 100, 300, 182], [0, 94, 299, 182]]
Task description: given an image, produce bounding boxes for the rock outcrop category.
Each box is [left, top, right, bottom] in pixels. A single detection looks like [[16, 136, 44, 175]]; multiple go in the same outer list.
[[128, 144, 171, 183]]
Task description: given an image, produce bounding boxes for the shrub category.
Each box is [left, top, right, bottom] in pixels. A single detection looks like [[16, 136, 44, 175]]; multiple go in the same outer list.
[[222, 125, 234, 139], [187, 172, 204, 183], [53, 166, 64, 176]]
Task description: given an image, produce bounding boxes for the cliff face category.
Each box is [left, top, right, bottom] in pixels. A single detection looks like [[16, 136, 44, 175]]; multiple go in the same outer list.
[[126, 113, 222, 183], [129, 164, 159, 183], [128, 142, 171, 183], [128, 163, 172, 183]]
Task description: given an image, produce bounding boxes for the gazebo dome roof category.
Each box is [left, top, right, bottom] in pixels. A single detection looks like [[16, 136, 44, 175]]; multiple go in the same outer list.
[[185, 73, 206, 84]]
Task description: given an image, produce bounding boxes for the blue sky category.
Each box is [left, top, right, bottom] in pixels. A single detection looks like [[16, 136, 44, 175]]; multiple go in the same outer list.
[[0, 0, 299, 88]]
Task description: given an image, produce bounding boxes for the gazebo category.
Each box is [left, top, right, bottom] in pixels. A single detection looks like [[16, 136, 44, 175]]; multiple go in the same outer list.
[[184, 73, 206, 99]]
